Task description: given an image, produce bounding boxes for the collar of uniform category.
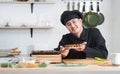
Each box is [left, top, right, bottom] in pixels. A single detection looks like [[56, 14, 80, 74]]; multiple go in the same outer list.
[[79, 27, 87, 41], [69, 27, 87, 41]]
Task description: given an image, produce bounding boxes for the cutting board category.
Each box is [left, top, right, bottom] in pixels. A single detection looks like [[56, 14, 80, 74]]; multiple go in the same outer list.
[[62, 59, 112, 65]]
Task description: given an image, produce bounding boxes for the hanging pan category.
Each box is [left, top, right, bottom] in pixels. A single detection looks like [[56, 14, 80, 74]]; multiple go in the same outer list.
[[83, 2, 100, 28], [96, 2, 105, 25]]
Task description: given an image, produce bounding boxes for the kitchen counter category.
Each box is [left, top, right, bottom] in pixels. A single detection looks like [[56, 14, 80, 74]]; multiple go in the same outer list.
[[0, 64, 120, 72], [0, 56, 119, 74]]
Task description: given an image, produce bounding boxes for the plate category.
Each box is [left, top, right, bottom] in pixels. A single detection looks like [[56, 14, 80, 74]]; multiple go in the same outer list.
[[56, 63, 88, 67]]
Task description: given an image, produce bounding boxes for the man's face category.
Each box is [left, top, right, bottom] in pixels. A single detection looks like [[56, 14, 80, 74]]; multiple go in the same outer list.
[[65, 18, 83, 34]]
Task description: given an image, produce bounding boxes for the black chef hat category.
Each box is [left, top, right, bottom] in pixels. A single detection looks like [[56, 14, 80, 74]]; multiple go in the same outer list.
[[60, 10, 83, 25]]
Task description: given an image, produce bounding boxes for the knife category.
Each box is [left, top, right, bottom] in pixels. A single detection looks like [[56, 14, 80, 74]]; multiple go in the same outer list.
[[31, 3, 34, 13], [67, 1, 70, 11], [30, 28, 33, 38], [77, 2, 80, 11], [72, 1, 75, 10]]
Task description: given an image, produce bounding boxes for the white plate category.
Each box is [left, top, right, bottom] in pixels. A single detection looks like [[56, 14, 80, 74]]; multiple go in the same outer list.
[[56, 63, 88, 67]]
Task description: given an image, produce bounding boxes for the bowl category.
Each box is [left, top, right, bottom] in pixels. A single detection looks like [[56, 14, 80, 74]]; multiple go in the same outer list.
[[38, 60, 50, 67]]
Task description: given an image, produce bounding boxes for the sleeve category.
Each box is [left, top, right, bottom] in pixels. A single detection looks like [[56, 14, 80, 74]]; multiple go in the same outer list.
[[85, 28, 108, 59], [54, 35, 69, 51], [55, 34, 86, 59]]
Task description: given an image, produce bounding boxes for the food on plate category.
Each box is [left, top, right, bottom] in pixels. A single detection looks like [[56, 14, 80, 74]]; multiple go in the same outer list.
[[95, 57, 105, 61], [17, 62, 37, 68], [8, 48, 21, 56], [0, 63, 9, 67], [11, 48, 18, 51], [26, 63, 38, 68], [32, 50, 40, 53], [38, 62, 47, 67], [38, 60, 50, 67], [65, 43, 82, 48], [32, 50, 60, 55]]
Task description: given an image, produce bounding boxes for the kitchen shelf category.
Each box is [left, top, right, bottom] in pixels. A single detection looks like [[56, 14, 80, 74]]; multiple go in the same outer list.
[[0, 1, 55, 13], [0, 25, 54, 29], [0, 1, 55, 4], [0, 25, 54, 38]]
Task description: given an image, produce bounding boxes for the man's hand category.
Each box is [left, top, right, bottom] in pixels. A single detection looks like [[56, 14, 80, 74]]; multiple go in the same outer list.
[[73, 42, 87, 51], [60, 42, 87, 57], [60, 46, 70, 58]]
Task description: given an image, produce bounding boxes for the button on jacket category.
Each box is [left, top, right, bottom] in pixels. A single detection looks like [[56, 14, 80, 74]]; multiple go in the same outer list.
[[55, 28, 108, 59]]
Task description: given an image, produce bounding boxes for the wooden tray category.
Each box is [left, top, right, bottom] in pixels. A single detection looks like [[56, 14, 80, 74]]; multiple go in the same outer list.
[[31, 54, 62, 63]]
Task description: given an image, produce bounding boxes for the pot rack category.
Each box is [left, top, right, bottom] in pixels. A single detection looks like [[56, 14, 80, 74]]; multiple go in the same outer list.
[[61, 0, 103, 2], [61, 0, 104, 28]]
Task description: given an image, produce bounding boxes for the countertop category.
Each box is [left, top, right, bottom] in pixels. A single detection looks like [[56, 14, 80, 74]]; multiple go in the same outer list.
[[0, 64, 120, 72], [0, 59, 120, 73]]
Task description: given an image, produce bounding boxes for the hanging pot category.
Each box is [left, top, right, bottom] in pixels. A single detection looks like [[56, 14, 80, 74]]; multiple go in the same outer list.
[[83, 2, 100, 28], [96, 2, 105, 25]]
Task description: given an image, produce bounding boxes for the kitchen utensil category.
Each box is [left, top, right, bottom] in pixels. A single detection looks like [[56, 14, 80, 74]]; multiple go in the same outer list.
[[84, 2, 100, 28], [67, 1, 70, 11], [96, 2, 105, 25], [82, 2, 86, 25], [77, 1, 80, 10], [30, 28, 33, 38], [72, 1, 75, 10], [31, 3, 34, 13], [10, 57, 20, 64]]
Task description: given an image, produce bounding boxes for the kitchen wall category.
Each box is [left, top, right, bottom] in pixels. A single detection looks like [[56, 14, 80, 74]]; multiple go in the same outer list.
[[0, 0, 117, 57], [111, 0, 120, 53]]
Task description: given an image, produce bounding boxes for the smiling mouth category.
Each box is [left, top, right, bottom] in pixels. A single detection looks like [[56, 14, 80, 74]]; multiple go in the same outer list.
[[71, 28, 77, 31]]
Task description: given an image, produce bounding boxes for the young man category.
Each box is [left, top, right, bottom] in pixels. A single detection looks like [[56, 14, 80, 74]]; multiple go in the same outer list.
[[55, 10, 108, 59]]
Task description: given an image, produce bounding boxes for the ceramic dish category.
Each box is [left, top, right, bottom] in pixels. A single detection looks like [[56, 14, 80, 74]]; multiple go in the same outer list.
[[56, 63, 88, 67]]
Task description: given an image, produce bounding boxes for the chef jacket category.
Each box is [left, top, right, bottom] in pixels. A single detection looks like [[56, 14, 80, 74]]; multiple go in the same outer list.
[[55, 28, 108, 59]]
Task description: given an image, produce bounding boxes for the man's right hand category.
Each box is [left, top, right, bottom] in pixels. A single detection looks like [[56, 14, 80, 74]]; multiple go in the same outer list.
[[60, 46, 70, 58]]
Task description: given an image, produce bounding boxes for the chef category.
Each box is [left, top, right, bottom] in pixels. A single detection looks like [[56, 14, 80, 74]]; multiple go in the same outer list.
[[55, 10, 108, 59]]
